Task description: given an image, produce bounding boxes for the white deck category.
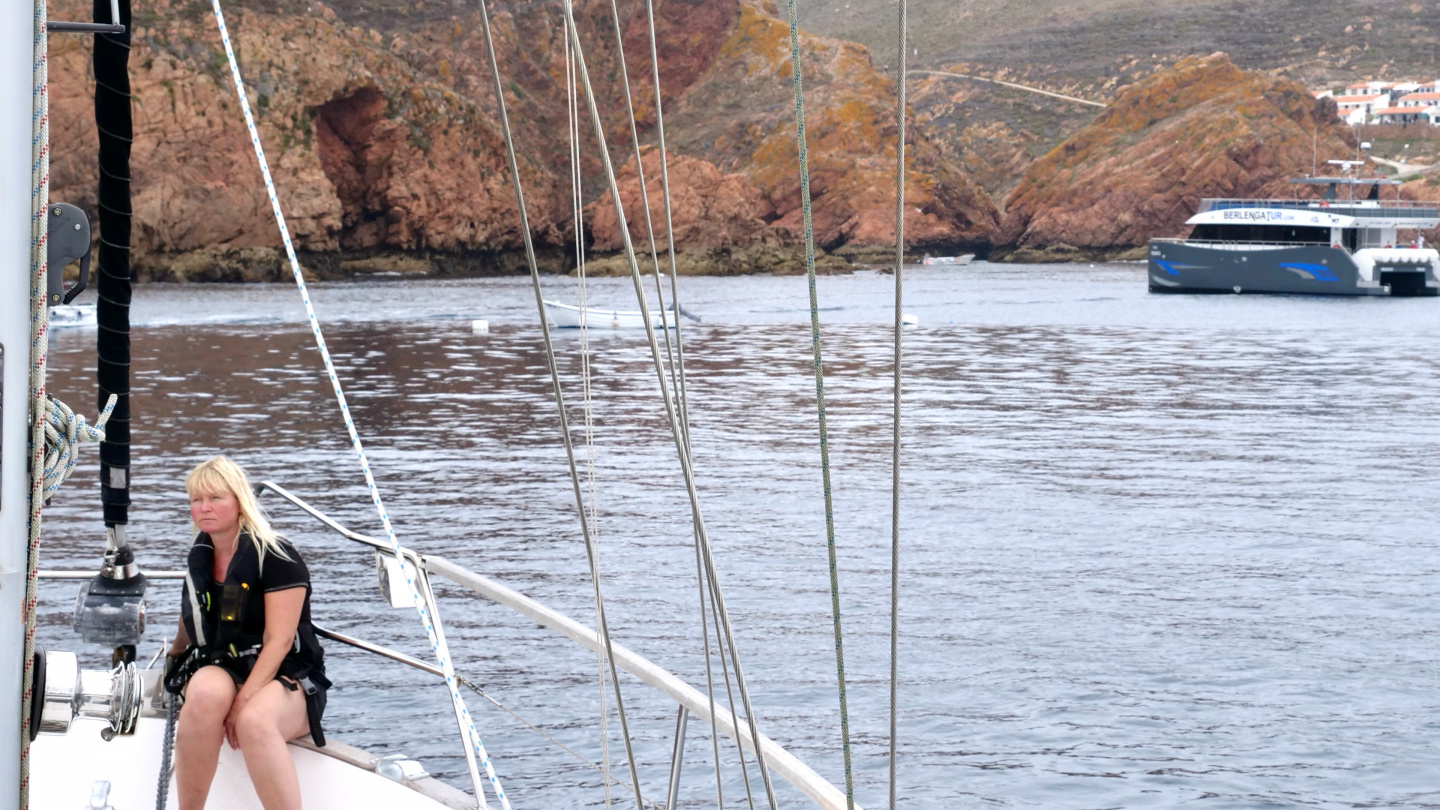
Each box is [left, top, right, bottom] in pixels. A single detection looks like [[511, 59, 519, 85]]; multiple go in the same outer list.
[[30, 716, 468, 809]]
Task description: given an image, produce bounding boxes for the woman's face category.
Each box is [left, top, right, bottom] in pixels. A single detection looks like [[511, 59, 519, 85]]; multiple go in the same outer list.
[[190, 487, 241, 542]]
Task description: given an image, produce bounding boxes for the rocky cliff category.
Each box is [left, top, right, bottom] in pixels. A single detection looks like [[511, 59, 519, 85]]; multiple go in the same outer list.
[[48, 0, 994, 280], [998, 54, 1355, 261]]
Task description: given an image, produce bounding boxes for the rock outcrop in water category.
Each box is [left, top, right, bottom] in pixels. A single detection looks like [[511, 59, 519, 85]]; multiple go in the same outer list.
[[46, 0, 995, 280], [997, 53, 1355, 262]]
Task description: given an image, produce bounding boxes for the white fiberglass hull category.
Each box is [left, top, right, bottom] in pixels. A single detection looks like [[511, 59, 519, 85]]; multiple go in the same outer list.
[[921, 254, 974, 266], [29, 717, 465, 810], [544, 299, 675, 329], [49, 303, 96, 328]]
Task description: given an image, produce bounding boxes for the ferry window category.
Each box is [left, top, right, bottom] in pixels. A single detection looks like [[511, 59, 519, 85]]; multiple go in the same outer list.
[[1188, 224, 1330, 244], [1343, 228, 1359, 251]]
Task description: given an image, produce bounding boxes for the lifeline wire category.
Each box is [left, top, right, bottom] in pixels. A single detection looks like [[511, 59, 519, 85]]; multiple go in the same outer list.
[[205, 3, 506, 807], [889, 0, 907, 806], [20, 2, 50, 804], [558, 2, 779, 806], [781, 0, 856, 804], [472, 1, 648, 807]]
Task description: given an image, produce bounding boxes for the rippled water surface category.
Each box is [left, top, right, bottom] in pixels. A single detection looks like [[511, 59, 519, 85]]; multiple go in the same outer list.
[[34, 263, 1440, 808]]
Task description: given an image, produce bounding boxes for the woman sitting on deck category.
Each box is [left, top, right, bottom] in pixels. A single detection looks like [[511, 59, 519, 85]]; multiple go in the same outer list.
[[164, 456, 330, 810]]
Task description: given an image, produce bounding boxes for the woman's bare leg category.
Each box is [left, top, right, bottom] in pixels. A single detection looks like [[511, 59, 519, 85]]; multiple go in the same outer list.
[[175, 666, 237, 810], [234, 678, 311, 810]]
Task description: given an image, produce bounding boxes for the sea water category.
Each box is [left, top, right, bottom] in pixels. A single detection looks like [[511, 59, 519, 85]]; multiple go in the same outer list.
[[33, 263, 1440, 808]]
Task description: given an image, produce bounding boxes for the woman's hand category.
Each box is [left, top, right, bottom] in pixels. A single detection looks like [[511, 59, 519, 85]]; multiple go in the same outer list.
[[223, 686, 257, 749]]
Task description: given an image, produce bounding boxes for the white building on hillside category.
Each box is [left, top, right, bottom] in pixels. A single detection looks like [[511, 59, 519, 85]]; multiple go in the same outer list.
[[1334, 92, 1390, 124]]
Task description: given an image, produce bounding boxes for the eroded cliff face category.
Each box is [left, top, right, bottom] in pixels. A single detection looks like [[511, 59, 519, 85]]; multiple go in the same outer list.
[[48, 0, 994, 279], [651, 3, 1000, 253], [998, 53, 1355, 261]]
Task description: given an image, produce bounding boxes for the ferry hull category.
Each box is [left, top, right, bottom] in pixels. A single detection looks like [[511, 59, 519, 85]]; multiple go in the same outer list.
[[1147, 241, 1439, 297]]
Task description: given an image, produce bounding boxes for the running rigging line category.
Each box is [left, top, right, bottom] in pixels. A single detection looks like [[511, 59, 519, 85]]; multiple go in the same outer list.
[[473, 1, 649, 807], [565, 26, 616, 810], [556, 0, 781, 805], [604, 0, 755, 803], [889, 1, 907, 807], [21, 4, 51, 804], [207, 3, 508, 807], [780, 0, 857, 805]]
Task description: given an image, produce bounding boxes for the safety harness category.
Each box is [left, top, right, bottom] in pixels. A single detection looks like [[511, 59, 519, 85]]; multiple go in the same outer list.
[[166, 531, 328, 745]]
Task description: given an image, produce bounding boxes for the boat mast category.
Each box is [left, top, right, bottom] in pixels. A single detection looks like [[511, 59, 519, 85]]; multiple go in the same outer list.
[[1, 4, 41, 808]]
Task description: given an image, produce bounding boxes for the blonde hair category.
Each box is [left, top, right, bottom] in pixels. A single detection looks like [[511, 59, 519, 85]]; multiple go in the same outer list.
[[185, 456, 289, 568]]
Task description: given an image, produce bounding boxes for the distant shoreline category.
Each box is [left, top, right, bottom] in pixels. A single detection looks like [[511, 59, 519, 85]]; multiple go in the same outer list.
[[125, 243, 1155, 282]]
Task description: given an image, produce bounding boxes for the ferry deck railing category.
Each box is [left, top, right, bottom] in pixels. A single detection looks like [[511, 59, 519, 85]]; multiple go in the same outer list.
[[41, 481, 857, 810], [1153, 238, 1436, 252], [1198, 198, 1440, 220]]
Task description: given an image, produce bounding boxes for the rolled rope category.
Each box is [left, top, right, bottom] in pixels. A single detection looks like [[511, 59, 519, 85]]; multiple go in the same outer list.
[[205, 3, 507, 807], [42, 394, 118, 499]]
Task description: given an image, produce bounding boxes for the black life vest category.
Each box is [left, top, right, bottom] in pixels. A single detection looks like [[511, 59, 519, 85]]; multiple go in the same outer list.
[[171, 531, 326, 698]]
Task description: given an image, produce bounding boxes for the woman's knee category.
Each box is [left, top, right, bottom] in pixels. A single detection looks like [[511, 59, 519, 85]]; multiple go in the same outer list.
[[234, 698, 282, 745], [180, 668, 236, 724]]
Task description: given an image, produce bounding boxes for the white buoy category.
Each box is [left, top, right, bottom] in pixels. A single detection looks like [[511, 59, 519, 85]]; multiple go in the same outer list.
[[901, 313, 919, 326], [472, 319, 490, 334]]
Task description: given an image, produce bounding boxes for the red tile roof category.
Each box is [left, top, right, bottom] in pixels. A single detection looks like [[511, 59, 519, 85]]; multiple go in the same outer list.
[[1400, 92, 1440, 101]]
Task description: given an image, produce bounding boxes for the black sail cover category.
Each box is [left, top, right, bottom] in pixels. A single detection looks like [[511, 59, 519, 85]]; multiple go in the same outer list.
[[94, 0, 131, 526]]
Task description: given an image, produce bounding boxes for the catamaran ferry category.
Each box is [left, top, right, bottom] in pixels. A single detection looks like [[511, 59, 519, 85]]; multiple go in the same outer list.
[[1148, 177, 1440, 296]]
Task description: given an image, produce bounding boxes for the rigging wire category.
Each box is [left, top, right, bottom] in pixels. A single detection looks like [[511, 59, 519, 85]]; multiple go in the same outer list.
[[705, 567, 759, 810], [622, 3, 734, 805], [20, 2, 51, 804], [601, 0, 684, 401], [693, 544, 725, 810], [472, 2, 648, 807], [206, 3, 507, 806], [557, 1, 780, 805], [780, 0, 856, 805], [567, 28, 615, 810], [889, 0, 908, 806], [615, 0, 739, 804], [455, 679, 666, 810]]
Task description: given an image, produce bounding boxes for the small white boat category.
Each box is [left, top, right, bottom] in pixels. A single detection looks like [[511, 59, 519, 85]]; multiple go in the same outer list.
[[921, 254, 974, 266], [544, 299, 676, 329], [49, 303, 96, 328]]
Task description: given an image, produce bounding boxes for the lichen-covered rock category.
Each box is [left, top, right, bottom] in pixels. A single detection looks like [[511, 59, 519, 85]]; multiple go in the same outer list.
[[47, 0, 997, 278], [998, 53, 1354, 259]]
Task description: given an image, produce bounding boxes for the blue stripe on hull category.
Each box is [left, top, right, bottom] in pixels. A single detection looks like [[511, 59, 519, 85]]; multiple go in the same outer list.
[[1146, 242, 1435, 296]]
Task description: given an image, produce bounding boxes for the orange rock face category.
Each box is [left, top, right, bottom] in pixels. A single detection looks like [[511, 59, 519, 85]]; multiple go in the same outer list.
[[1000, 53, 1355, 258], [47, 0, 994, 277], [586, 147, 779, 253]]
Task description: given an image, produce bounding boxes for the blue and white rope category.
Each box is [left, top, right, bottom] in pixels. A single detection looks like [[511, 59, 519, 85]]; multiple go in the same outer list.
[[43, 394, 118, 498], [206, 4, 508, 807]]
